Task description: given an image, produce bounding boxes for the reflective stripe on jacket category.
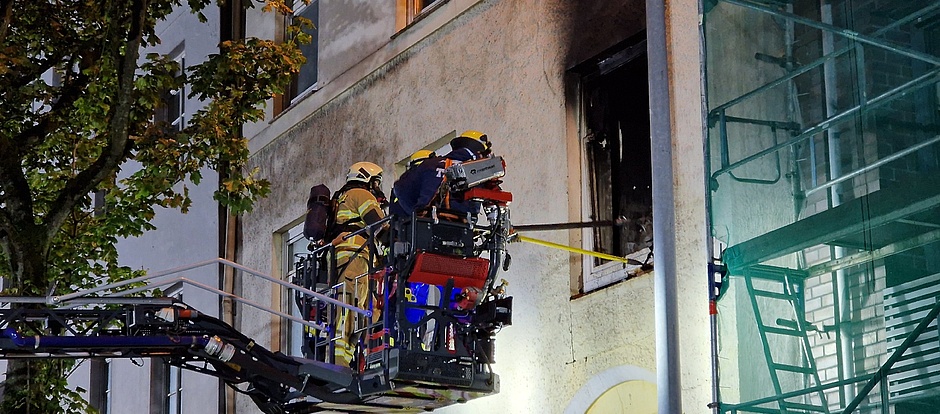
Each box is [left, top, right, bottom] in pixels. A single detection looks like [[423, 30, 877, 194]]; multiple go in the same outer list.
[[332, 187, 386, 255]]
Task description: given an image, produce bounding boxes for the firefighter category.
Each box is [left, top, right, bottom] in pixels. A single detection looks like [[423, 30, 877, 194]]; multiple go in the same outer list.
[[389, 149, 435, 217], [407, 149, 436, 169], [331, 161, 387, 367], [389, 130, 491, 218]]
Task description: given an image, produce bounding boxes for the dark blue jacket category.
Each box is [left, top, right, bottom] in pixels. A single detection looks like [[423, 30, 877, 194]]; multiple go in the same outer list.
[[390, 148, 479, 218]]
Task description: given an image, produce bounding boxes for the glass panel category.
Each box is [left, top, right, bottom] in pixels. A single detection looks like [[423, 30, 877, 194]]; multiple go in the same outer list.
[[295, 2, 318, 94], [167, 365, 182, 414], [705, 1, 940, 412], [284, 223, 314, 357]]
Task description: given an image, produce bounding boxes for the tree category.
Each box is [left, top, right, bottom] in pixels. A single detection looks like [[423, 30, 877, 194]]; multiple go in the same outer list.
[[0, 0, 307, 411]]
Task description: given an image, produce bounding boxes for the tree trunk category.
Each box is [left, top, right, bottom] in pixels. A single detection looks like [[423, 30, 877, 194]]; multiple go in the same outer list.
[[1, 224, 67, 413], [1, 360, 72, 414], [3, 222, 50, 295]]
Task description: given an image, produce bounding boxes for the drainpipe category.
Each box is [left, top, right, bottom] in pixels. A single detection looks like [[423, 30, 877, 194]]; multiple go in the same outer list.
[[701, 0, 722, 412], [221, 210, 238, 414], [647, 0, 683, 412], [821, 1, 856, 405], [220, 2, 245, 412]]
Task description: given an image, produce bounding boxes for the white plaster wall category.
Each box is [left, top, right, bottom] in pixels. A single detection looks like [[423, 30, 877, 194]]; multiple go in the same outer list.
[[318, 0, 396, 86], [669, 0, 711, 411], [705, 3, 797, 249], [109, 359, 155, 413]]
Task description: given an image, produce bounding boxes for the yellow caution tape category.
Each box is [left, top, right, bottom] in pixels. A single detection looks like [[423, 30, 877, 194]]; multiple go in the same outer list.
[[516, 235, 639, 265]]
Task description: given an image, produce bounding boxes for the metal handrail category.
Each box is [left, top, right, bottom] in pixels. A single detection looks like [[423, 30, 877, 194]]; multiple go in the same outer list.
[[47, 257, 371, 316], [723, 0, 940, 67], [708, 0, 940, 116], [105, 276, 328, 331], [804, 135, 940, 197], [712, 68, 940, 179]]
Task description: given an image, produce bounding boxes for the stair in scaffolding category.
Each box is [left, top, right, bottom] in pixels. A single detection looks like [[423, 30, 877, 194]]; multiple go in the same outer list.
[[744, 265, 830, 414]]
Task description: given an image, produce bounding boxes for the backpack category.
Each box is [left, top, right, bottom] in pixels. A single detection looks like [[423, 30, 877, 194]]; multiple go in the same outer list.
[[303, 184, 336, 242]]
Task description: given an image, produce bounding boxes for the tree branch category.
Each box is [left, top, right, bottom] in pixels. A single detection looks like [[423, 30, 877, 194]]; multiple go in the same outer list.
[[42, 0, 150, 236], [12, 70, 90, 150], [0, 139, 35, 234]]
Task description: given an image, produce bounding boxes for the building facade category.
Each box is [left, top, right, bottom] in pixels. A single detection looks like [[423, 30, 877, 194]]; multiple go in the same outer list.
[[67, 4, 228, 414]]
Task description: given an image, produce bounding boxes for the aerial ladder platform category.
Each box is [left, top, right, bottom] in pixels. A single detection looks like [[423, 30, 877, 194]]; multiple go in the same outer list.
[[0, 159, 515, 414]]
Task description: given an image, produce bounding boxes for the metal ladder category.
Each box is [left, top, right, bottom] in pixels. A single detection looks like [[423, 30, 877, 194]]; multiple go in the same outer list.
[[743, 265, 830, 414]]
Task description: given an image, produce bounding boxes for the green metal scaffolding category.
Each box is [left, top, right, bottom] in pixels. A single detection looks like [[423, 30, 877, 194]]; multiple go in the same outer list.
[[704, 1, 940, 413]]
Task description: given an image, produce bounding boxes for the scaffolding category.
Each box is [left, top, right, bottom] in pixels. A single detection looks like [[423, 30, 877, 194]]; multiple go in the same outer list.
[[704, 1, 940, 413]]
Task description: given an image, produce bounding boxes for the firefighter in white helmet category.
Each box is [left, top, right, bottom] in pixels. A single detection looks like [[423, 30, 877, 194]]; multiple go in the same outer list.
[[331, 161, 387, 367]]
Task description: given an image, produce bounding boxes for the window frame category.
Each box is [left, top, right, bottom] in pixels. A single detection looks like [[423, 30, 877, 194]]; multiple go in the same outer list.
[[164, 286, 184, 414], [88, 359, 111, 414], [573, 38, 653, 294], [396, 0, 448, 32], [281, 222, 312, 357], [155, 48, 186, 132], [165, 362, 183, 414], [276, 0, 319, 114], [149, 284, 184, 414]]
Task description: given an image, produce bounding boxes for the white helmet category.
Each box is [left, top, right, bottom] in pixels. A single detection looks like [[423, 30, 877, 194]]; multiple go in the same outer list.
[[346, 161, 383, 184]]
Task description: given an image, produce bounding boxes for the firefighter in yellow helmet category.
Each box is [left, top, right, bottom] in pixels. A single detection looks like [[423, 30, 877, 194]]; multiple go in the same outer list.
[[407, 149, 436, 169], [331, 161, 387, 367], [451, 130, 491, 158], [390, 131, 492, 217]]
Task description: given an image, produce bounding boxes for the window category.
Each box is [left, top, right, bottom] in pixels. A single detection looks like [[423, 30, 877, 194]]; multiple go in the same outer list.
[[282, 222, 314, 357], [165, 363, 183, 414], [574, 38, 653, 293], [408, 0, 443, 21], [155, 50, 185, 132], [397, 0, 446, 30], [277, 0, 318, 113], [150, 285, 183, 414], [88, 359, 111, 414]]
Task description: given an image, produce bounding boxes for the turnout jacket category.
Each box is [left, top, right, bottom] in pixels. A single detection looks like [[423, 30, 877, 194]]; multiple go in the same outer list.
[[390, 148, 479, 218], [331, 185, 386, 258]]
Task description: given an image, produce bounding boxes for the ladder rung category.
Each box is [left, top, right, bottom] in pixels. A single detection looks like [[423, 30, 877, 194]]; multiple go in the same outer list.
[[781, 401, 828, 412], [763, 326, 805, 337], [734, 406, 783, 414], [752, 289, 794, 301], [773, 363, 814, 374]]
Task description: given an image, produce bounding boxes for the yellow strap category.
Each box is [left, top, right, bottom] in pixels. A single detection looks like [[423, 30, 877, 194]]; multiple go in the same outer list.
[[516, 235, 638, 265]]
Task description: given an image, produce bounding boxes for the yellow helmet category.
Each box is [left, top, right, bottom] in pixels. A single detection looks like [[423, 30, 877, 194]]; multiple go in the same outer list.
[[408, 150, 436, 168], [450, 130, 491, 155], [346, 161, 383, 184]]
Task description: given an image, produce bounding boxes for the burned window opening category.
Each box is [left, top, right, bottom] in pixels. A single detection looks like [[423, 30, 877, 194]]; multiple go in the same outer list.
[[583, 53, 652, 266]]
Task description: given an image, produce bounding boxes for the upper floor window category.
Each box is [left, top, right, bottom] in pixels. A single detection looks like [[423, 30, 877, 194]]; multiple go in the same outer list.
[[292, 0, 318, 97], [150, 285, 183, 414], [282, 222, 313, 357], [88, 359, 111, 414], [155, 50, 185, 132], [397, 0, 446, 30], [277, 0, 318, 114], [410, 0, 442, 19], [574, 38, 653, 294]]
